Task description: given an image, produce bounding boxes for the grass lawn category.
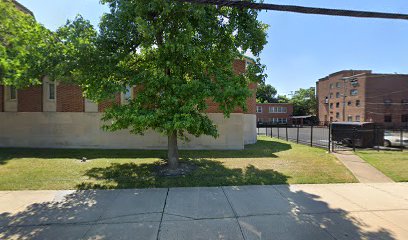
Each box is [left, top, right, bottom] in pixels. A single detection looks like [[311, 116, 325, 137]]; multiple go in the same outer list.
[[356, 151, 408, 182], [0, 136, 356, 190]]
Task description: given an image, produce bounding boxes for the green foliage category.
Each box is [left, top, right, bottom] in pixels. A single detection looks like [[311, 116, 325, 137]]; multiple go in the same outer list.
[[0, 0, 56, 87], [256, 83, 277, 103], [290, 87, 317, 116], [55, 0, 268, 141]]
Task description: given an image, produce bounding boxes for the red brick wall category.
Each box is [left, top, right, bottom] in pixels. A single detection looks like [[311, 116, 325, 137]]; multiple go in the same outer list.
[[0, 85, 3, 112], [256, 103, 294, 123], [57, 83, 84, 112], [17, 85, 43, 112], [98, 94, 121, 112], [365, 74, 408, 127]]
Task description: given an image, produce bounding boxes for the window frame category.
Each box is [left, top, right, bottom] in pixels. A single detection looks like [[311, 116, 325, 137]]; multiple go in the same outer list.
[[9, 86, 17, 100], [48, 82, 56, 100], [256, 106, 262, 113], [350, 89, 358, 96]]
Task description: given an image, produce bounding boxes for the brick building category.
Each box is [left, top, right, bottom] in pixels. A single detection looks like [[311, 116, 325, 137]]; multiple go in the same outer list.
[[256, 103, 293, 125], [316, 70, 408, 127], [0, 59, 258, 149]]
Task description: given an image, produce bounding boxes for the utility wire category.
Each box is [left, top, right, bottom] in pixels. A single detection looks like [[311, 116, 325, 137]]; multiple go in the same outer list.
[[176, 0, 408, 21]]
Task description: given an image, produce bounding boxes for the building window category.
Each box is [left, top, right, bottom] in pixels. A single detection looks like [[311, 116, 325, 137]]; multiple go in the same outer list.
[[347, 101, 352, 106], [124, 86, 132, 100], [9, 86, 17, 100], [350, 89, 358, 96], [402, 114, 408, 123], [282, 107, 287, 113], [329, 103, 333, 109], [336, 82, 342, 88], [355, 115, 360, 122], [268, 106, 287, 113], [347, 116, 353, 122], [384, 99, 392, 106], [48, 83, 55, 100], [356, 100, 360, 107], [330, 83, 334, 89], [329, 93, 333, 99], [384, 115, 392, 123], [336, 92, 340, 98], [336, 102, 340, 108], [256, 106, 262, 113], [336, 112, 340, 119]]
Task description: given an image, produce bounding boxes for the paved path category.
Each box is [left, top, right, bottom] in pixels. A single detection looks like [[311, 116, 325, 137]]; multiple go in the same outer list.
[[1, 183, 408, 239], [333, 151, 394, 183]]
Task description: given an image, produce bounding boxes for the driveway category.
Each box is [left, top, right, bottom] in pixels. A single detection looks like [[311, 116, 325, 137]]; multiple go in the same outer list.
[[1, 183, 408, 239]]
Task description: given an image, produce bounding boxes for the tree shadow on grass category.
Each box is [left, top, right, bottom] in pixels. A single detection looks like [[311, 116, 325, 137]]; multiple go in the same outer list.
[[0, 139, 291, 165], [76, 158, 290, 189]]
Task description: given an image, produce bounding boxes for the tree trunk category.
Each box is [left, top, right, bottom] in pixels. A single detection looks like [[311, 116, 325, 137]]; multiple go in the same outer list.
[[167, 131, 179, 169]]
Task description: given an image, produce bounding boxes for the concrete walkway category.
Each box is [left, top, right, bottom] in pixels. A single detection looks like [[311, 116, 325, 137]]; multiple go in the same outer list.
[[333, 151, 394, 183], [1, 183, 408, 239]]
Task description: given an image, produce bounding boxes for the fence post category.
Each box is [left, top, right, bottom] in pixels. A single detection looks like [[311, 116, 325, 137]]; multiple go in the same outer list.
[[271, 127, 273, 138], [352, 127, 356, 152], [374, 125, 379, 152], [401, 128, 404, 151], [286, 126, 288, 141], [277, 127, 280, 139], [328, 124, 331, 153], [296, 126, 299, 144], [310, 125, 313, 147]]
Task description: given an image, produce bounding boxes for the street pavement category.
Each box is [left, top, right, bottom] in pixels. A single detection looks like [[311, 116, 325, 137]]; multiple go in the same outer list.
[[1, 183, 408, 239]]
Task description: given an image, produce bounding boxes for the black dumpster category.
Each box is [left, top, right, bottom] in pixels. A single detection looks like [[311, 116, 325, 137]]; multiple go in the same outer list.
[[331, 122, 384, 148]]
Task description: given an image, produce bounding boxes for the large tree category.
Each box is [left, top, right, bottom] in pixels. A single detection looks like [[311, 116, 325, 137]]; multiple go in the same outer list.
[[0, 0, 55, 87], [53, 0, 267, 169], [256, 83, 277, 103], [290, 87, 317, 116]]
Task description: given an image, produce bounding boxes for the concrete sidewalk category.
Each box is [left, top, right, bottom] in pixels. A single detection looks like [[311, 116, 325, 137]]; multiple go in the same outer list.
[[1, 183, 408, 239], [333, 151, 394, 183]]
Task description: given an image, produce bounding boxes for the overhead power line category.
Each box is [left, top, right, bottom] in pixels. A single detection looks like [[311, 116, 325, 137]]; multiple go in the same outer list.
[[177, 0, 408, 21]]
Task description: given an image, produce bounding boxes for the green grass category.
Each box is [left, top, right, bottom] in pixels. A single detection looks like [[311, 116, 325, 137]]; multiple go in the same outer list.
[[356, 151, 408, 182], [0, 136, 356, 190]]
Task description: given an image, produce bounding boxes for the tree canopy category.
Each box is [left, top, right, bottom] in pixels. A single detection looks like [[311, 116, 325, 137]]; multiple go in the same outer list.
[[290, 87, 317, 116], [0, 0, 55, 87], [256, 83, 277, 103], [51, 0, 268, 168]]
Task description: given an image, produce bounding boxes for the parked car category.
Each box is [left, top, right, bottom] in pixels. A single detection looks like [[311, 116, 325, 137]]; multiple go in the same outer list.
[[384, 132, 408, 147]]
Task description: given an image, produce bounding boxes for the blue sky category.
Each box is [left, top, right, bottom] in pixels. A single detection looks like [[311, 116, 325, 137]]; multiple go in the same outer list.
[[19, 0, 408, 96]]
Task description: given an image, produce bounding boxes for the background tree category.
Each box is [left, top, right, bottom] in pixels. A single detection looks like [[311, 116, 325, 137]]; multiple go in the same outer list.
[[0, 0, 55, 87], [53, 0, 267, 169], [290, 87, 317, 116], [256, 83, 277, 103]]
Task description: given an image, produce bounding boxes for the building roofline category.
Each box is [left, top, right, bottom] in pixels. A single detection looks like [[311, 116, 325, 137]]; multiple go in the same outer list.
[[317, 70, 372, 82], [13, 0, 34, 17]]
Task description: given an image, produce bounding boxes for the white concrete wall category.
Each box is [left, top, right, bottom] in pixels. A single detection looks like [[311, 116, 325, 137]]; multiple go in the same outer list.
[[243, 114, 257, 144], [0, 112, 251, 150]]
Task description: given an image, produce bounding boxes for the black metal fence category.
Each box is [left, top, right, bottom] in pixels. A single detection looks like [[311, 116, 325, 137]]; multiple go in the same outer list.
[[257, 122, 407, 152]]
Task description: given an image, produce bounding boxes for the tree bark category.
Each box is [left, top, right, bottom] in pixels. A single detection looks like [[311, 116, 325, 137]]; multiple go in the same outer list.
[[167, 131, 179, 169]]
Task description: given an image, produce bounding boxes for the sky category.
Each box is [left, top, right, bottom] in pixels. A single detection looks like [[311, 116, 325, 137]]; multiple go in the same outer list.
[[19, 0, 408, 96]]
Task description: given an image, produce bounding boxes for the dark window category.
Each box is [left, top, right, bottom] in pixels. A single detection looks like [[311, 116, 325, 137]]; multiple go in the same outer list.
[[347, 101, 352, 106], [336, 82, 342, 88], [384, 115, 392, 123], [336, 92, 340, 98], [356, 100, 360, 107], [402, 114, 408, 123], [350, 89, 358, 96], [336, 112, 340, 119], [329, 103, 333, 109], [336, 102, 340, 108], [9, 86, 17, 100]]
